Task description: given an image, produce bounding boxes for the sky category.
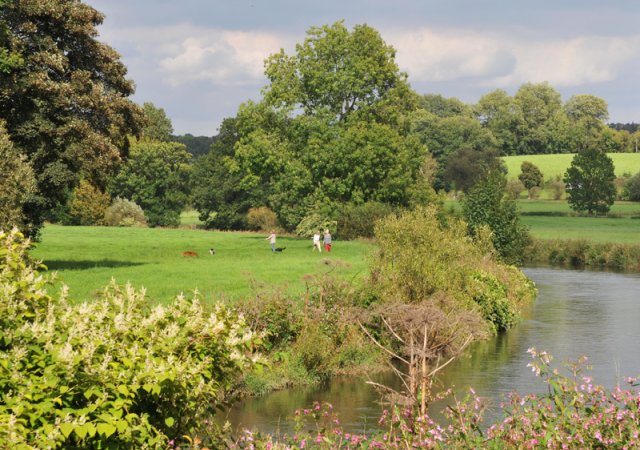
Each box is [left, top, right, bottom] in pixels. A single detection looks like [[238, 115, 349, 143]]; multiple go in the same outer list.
[[85, 0, 640, 136]]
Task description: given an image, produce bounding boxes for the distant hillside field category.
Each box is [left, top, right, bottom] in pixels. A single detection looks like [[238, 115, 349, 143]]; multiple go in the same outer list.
[[503, 153, 640, 181]]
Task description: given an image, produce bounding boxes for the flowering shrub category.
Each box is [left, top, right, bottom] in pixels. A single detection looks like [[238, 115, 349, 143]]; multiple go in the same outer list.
[[229, 349, 640, 449], [0, 228, 254, 448]]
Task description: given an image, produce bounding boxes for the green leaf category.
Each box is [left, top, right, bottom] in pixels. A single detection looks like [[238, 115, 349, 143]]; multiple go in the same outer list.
[[59, 423, 74, 438], [97, 422, 117, 438], [164, 417, 175, 427], [117, 385, 129, 396]]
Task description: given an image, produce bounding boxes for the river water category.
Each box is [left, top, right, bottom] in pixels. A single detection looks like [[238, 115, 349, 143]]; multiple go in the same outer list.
[[222, 267, 640, 433]]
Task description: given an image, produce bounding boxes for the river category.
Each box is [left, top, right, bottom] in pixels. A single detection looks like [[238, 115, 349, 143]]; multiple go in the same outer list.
[[221, 267, 640, 433]]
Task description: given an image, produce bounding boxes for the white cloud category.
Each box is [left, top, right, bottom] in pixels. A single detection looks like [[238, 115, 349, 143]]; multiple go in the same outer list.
[[387, 27, 640, 88], [99, 24, 295, 88]]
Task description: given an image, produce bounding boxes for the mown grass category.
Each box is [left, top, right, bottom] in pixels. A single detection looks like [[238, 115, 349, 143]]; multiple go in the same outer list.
[[31, 225, 372, 304], [444, 199, 640, 243], [503, 153, 640, 181]]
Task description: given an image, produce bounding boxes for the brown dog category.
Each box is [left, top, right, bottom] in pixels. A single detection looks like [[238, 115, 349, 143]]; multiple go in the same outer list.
[[182, 251, 198, 257]]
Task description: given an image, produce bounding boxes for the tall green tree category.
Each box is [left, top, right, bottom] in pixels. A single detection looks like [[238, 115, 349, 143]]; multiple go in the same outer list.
[[462, 169, 530, 265], [518, 161, 544, 196], [475, 89, 523, 155], [264, 21, 409, 122], [563, 147, 616, 215], [0, 0, 144, 236], [208, 22, 434, 231], [0, 122, 37, 232], [140, 102, 173, 142], [109, 141, 192, 227]]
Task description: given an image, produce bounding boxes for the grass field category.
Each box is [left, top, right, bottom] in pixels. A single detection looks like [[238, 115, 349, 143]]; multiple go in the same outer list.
[[503, 153, 640, 181], [445, 199, 640, 243], [31, 225, 371, 304], [518, 200, 640, 243]]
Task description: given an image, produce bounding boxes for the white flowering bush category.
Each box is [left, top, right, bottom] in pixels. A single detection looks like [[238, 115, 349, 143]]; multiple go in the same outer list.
[[0, 228, 254, 448]]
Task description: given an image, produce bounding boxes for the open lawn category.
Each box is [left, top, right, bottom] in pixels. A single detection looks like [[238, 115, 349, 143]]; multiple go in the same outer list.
[[503, 153, 640, 181], [518, 200, 640, 243], [31, 225, 372, 304], [445, 199, 640, 243]]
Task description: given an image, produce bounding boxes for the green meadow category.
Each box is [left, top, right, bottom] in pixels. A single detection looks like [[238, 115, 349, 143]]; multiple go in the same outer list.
[[519, 200, 640, 243], [503, 153, 640, 180], [31, 200, 640, 304], [31, 225, 371, 304]]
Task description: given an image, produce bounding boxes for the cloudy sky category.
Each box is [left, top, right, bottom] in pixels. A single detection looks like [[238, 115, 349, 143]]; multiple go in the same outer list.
[[86, 0, 640, 136]]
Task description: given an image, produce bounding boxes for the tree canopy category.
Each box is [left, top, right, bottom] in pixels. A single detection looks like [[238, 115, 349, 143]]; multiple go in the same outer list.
[[195, 21, 435, 231], [563, 147, 616, 215], [0, 0, 144, 236]]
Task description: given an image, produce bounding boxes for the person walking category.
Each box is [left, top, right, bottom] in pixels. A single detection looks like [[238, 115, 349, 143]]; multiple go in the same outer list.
[[323, 229, 332, 252], [266, 230, 276, 252], [312, 230, 322, 252]]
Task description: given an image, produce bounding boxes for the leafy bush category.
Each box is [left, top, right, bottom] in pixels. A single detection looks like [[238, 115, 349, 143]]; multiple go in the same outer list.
[[246, 206, 278, 231], [336, 201, 395, 240], [623, 171, 640, 201], [67, 179, 111, 225], [469, 271, 518, 332], [505, 179, 524, 200], [462, 169, 530, 265], [370, 206, 535, 339], [295, 211, 337, 239], [0, 228, 254, 448], [103, 197, 148, 227]]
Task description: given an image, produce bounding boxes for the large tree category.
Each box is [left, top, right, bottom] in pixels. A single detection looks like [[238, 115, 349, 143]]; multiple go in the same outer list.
[[0, 122, 37, 232], [109, 140, 192, 227], [198, 22, 435, 231], [563, 147, 616, 215], [462, 169, 530, 265], [0, 0, 144, 235]]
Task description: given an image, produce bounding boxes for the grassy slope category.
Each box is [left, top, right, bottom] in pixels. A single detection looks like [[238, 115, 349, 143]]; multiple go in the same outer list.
[[32, 225, 371, 304], [503, 153, 640, 180]]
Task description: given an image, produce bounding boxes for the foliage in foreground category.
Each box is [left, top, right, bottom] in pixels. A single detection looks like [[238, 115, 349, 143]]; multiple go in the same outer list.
[[0, 228, 254, 448], [229, 350, 640, 449]]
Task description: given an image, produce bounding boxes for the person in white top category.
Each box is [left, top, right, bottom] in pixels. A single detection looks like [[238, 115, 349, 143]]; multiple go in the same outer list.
[[312, 230, 322, 252], [265, 230, 276, 252]]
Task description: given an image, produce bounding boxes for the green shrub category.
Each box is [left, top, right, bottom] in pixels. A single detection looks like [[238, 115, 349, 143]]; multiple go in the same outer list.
[[103, 197, 148, 227], [336, 201, 396, 240], [623, 171, 640, 201], [371, 206, 536, 339], [246, 206, 278, 231], [469, 271, 518, 332], [0, 228, 254, 448], [67, 180, 111, 225], [295, 211, 337, 239]]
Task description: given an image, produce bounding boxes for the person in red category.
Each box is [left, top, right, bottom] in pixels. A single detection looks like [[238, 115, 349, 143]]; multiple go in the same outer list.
[[323, 229, 332, 252]]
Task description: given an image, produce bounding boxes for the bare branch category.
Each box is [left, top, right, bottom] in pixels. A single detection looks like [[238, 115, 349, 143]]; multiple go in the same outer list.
[[358, 320, 410, 365]]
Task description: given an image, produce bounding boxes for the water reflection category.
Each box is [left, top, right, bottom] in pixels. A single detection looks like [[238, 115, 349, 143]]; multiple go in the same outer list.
[[224, 267, 640, 433]]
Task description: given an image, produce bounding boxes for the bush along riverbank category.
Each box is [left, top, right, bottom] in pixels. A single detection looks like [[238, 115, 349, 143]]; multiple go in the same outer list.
[[525, 237, 640, 271], [235, 206, 537, 407]]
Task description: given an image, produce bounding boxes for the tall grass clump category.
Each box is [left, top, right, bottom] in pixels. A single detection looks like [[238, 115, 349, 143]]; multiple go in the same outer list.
[[0, 228, 255, 448]]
